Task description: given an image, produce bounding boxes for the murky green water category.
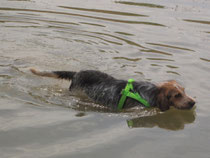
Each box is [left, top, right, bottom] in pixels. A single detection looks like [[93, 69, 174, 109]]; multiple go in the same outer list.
[[0, 0, 210, 157]]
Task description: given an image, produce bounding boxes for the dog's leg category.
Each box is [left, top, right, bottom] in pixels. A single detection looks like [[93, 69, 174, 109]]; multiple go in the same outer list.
[[30, 68, 76, 80]]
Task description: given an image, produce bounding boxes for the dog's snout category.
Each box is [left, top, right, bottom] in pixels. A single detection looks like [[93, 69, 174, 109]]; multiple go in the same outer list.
[[188, 100, 195, 108]]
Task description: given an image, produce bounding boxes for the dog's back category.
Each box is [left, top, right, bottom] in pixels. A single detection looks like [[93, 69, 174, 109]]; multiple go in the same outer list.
[[30, 69, 158, 109]]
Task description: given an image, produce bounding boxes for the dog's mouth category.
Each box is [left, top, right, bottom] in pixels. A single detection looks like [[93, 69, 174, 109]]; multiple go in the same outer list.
[[173, 99, 196, 110], [174, 104, 195, 110]]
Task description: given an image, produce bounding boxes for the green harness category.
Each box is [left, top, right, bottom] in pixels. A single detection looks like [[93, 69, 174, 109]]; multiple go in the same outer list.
[[117, 79, 150, 110]]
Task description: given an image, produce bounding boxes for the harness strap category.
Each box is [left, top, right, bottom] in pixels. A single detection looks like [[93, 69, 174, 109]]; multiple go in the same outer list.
[[117, 79, 150, 110]]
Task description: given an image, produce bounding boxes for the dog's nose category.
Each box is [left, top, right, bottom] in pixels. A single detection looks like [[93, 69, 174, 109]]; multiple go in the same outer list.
[[188, 100, 195, 108]]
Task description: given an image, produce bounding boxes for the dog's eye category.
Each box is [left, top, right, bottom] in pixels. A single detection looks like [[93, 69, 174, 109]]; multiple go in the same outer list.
[[175, 93, 182, 98]]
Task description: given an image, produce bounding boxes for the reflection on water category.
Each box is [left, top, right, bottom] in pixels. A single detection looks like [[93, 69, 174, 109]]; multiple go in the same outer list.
[[127, 108, 196, 130]]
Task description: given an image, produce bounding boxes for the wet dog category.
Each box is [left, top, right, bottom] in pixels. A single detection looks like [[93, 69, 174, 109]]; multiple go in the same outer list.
[[30, 68, 195, 111]]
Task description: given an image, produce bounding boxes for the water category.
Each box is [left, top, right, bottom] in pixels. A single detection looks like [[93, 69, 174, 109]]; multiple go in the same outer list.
[[0, 0, 210, 157]]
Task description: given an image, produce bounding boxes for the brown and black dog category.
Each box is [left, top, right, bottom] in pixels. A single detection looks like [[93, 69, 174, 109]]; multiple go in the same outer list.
[[30, 68, 195, 111]]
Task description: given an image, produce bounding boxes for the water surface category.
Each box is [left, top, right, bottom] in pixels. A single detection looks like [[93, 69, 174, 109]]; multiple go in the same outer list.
[[0, 0, 210, 157]]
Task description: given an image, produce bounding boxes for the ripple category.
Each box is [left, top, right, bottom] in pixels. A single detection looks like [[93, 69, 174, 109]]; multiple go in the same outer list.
[[5, 25, 41, 28], [0, 16, 39, 24], [70, 32, 123, 45], [79, 22, 105, 27], [0, 14, 78, 27], [200, 58, 210, 62], [140, 49, 172, 56], [8, 0, 31, 1], [166, 65, 179, 69], [115, 1, 165, 8], [92, 32, 146, 48], [146, 58, 174, 62], [150, 64, 162, 67], [166, 71, 180, 76], [184, 19, 210, 25], [0, 75, 12, 79], [113, 57, 141, 62], [68, 31, 145, 47], [147, 43, 194, 52], [59, 6, 148, 17], [114, 32, 134, 36], [0, 7, 165, 26]]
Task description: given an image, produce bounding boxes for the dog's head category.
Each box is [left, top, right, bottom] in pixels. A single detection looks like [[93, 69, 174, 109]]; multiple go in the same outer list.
[[156, 80, 195, 111]]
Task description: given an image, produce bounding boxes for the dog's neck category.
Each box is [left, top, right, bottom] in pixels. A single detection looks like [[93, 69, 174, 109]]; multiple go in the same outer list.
[[133, 81, 159, 107]]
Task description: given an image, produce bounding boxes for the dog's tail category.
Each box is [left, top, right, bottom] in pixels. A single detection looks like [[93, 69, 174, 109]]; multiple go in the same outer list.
[[30, 68, 76, 80]]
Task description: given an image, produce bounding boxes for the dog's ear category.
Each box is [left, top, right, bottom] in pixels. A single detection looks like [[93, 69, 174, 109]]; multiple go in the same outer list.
[[157, 88, 170, 111]]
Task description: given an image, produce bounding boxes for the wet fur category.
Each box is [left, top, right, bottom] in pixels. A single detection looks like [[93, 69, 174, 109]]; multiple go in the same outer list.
[[30, 68, 195, 111]]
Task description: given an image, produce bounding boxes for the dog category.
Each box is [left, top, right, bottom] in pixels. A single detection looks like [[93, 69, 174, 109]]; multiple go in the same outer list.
[[30, 68, 195, 111]]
